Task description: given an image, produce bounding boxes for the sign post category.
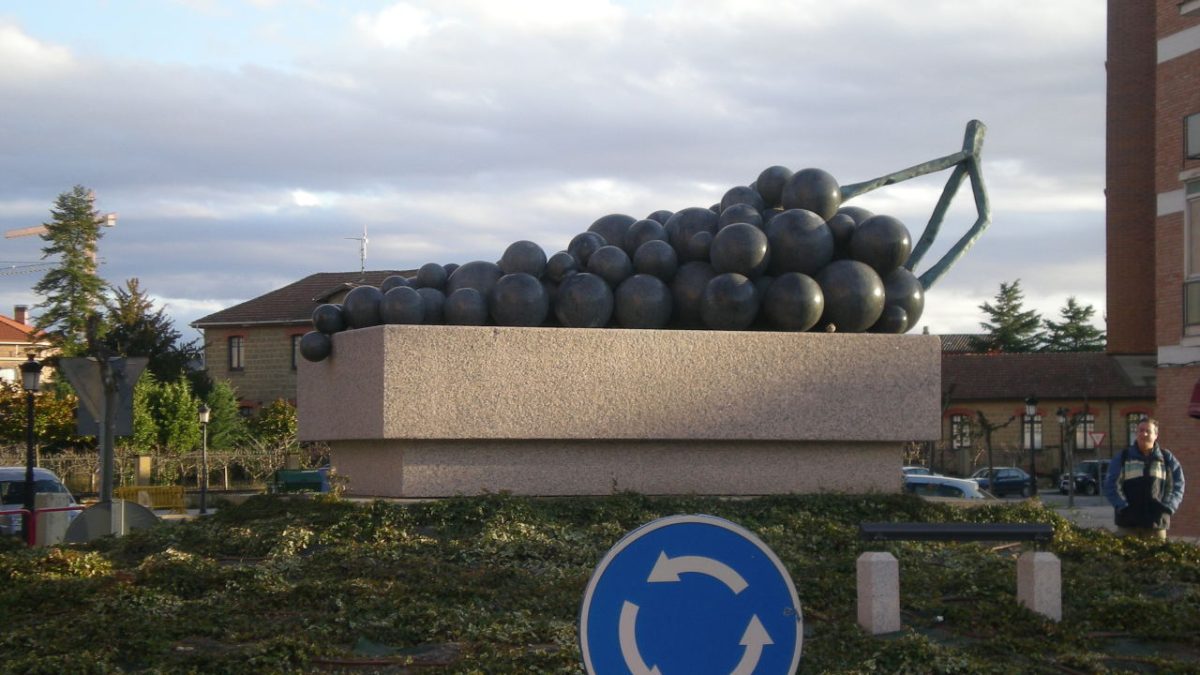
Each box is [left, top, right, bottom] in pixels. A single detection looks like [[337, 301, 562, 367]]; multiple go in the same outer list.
[[580, 514, 802, 674]]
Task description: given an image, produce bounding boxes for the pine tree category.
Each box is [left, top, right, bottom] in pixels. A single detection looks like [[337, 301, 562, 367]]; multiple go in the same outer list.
[[1043, 297, 1106, 351], [204, 380, 246, 451], [103, 278, 202, 383], [969, 280, 1044, 352], [32, 186, 108, 356]]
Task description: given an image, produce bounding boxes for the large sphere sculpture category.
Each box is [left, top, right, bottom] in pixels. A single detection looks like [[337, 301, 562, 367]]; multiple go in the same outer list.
[[545, 251, 579, 283], [665, 207, 719, 254], [445, 260, 503, 298], [588, 213, 636, 252], [766, 209, 834, 276], [718, 203, 763, 230], [670, 261, 717, 328], [755, 165, 793, 208], [490, 273, 549, 326], [686, 231, 713, 263], [415, 263, 447, 290], [633, 239, 678, 281], [380, 275, 412, 293], [701, 273, 759, 331], [499, 240, 548, 277], [762, 272, 824, 331], [444, 287, 489, 325], [646, 209, 673, 225], [342, 285, 384, 329], [870, 304, 909, 334], [586, 245, 634, 288], [299, 331, 332, 362], [815, 260, 885, 333], [615, 274, 673, 329], [568, 231, 607, 265], [711, 222, 769, 278], [312, 303, 345, 335], [850, 215, 912, 276], [624, 218, 670, 256], [880, 267, 924, 332], [380, 286, 425, 325], [781, 168, 841, 220], [720, 185, 765, 213], [555, 272, 613, 328], [416, 287, 445, 324]]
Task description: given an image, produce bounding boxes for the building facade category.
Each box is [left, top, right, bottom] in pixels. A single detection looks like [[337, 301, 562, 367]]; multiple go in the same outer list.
[[1109, 0, 1200, 537], [0, 305, 51, 385]]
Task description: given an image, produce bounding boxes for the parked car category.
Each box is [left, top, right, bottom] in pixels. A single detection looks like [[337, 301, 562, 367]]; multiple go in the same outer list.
[[1060, 459, 1110, 496], [902, 466, 937, 476], [969, 466, 1032, 498], [904, 474, 993, 500], [0, 467, 79, 537]]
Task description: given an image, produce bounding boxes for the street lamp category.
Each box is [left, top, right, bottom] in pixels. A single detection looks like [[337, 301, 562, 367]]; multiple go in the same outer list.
[[19, 355, 43, 544], [1025, 395, 1039, 496], [1056, 407, 1074, 506], [198, 403, 210, 515]]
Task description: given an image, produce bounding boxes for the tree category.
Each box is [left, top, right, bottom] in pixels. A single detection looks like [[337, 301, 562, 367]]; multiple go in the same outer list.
[[969, 280, 1044, 353], [32, 186, 108, 356], [1042, 297, 1106, 352], [103, 278, 203, 383], [0, 383, 84, 451], [249, 398, 298, 449], [128, 373, 201, 454], [203, 380, 246, 451]]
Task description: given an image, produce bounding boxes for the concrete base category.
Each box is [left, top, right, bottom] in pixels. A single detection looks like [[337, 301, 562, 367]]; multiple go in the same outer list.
[[857, 552, 901, 635], [299, 326, 941, 498], [34, 492, 71, 546], [1017, 551, 1062, 621]]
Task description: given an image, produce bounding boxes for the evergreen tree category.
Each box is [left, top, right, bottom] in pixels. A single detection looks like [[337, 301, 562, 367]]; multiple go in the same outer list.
[[1043, 297, 1106, 352], [32, 186, 108, 356], [128, 372, 201, 454], [969, 280, 1044, 352], [204, 380, 246, 451], [249, 398, 298, 450], [103, 278, 203, 383]]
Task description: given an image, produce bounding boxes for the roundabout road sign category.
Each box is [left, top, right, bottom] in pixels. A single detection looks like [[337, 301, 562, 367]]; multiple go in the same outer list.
[[579, 514, 803, 674]]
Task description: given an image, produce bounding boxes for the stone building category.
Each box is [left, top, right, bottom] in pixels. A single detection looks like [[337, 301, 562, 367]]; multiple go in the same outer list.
[[0, 305, 52, 385]]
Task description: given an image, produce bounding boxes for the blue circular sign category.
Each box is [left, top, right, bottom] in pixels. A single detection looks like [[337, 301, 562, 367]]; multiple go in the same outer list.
[[580, 514, 803, 674]]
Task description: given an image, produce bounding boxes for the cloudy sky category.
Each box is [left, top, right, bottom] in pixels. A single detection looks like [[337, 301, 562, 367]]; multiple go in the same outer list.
[[0, 0, 1107, 342]]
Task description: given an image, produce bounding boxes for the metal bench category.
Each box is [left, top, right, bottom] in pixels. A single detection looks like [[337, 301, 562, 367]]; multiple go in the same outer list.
[[270, 468, 330, 494]]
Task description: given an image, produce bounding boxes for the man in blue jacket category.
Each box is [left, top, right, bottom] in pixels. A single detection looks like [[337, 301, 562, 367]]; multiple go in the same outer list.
[[1103, 418, 1185, 540]]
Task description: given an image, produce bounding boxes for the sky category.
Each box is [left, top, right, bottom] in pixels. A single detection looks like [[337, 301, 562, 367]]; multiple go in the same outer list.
[[0, 0, 1108, 343]]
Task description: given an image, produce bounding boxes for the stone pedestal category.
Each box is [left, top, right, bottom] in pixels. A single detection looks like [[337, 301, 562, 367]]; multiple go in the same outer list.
[[857, 552, 901, 634], [1017, 551, 1062, 621], [34, 492, 71, 546], [298, 325, 940, 498]]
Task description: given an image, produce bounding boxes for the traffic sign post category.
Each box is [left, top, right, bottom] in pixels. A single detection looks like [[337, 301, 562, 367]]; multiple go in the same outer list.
[[580, 515, 802, 674], [1089, 432, 1106, 449]]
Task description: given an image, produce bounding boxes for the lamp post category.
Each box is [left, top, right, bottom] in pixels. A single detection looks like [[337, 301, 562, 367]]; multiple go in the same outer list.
[[1057, 407, 1074, 506], [19, 355, 43, 544], [198, 403, 210, 515], [1025, 395, 1039, 497]]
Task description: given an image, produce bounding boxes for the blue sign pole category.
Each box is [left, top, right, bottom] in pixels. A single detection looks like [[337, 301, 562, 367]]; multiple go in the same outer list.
[[580, 514, 803, 674]]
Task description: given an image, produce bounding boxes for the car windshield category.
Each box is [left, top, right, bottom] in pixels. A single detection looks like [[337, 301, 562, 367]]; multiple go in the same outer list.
[[0, 479, 70, 505]]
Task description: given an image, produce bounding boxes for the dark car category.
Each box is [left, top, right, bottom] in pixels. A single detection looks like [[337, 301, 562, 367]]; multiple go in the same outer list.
[[970, 466, 1032, 498], [1059, 459, 1109, 496]]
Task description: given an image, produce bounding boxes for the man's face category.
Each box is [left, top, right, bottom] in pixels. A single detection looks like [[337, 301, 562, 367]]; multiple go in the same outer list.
[[1136, 422, 1158, 451]]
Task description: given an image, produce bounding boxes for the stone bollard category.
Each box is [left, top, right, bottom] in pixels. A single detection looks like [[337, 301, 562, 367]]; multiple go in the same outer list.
[[1017, 551, 1061, 621], [33, 492, 71, 546], [857, 552, 901, 634]]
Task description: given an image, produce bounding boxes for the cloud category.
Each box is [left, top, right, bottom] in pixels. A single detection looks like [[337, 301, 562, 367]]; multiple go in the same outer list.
[[0, 21, 74, 83]]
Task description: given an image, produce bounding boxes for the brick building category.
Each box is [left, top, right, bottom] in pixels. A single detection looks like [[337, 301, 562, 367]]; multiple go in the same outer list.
[[191, 271, 405, 411], [0, 305, 51, 385], [1108, 0, 1200, 537]]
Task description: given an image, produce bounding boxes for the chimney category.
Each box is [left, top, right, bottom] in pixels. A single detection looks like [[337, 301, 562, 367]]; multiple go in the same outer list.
[[14, 305, 28, 325]]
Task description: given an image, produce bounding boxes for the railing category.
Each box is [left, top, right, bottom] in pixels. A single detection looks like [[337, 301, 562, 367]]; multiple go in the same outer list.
[[11, 505, 87, 547]]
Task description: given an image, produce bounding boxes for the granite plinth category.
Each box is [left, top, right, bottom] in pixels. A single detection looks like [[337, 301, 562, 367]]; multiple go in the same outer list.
[[298, 325, 940, 498]]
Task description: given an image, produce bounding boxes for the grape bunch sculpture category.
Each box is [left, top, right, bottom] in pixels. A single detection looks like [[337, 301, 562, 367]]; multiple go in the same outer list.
[[301, 121, 990, 362]]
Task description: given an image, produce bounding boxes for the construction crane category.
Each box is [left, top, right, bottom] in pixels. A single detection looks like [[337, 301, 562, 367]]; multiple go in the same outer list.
[[3, 191, 117, 271]]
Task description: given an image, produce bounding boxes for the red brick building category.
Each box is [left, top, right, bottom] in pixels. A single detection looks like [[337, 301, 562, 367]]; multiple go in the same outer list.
[[1108, 0, 1200, 537]]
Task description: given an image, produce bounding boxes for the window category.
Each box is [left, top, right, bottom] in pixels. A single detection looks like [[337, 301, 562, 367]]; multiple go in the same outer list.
[[1073, 413, 1096, 449], [1021, 414, 1043, 450], [229, 336, 245, 371], [1188, 113, 1200, 161], [1186, 190, 1200, 329], [1127, 412, 1148, 446], [291, 334, 302, 370], [950, 414, 971, 450]]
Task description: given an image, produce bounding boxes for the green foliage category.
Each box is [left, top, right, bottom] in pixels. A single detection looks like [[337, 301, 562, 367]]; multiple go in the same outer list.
[[1042, 296, 1106, 352], [31, 185, 108, 357], [0, 382, 86, 450], [203, 380, 246, 450], [102, 278, 203, 383], [970, 280, 1044, 353], [128, 372, 201, 455], [3, 493, 1199, 673], [249, 399, 297, 449]]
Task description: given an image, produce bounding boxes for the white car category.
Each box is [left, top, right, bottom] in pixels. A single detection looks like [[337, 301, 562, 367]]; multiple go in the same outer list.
[[904, 474, 994, 500], [0, 467, 79, 537]]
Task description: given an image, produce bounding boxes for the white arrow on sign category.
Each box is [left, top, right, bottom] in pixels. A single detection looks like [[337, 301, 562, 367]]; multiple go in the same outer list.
[[647, 551, 749, 594], [731, 615, 774, 675], [619, 601, 662, 675]]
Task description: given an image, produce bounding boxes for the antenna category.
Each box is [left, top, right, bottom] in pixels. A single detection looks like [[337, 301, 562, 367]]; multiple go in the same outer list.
[[345, 224, 367, 275]]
